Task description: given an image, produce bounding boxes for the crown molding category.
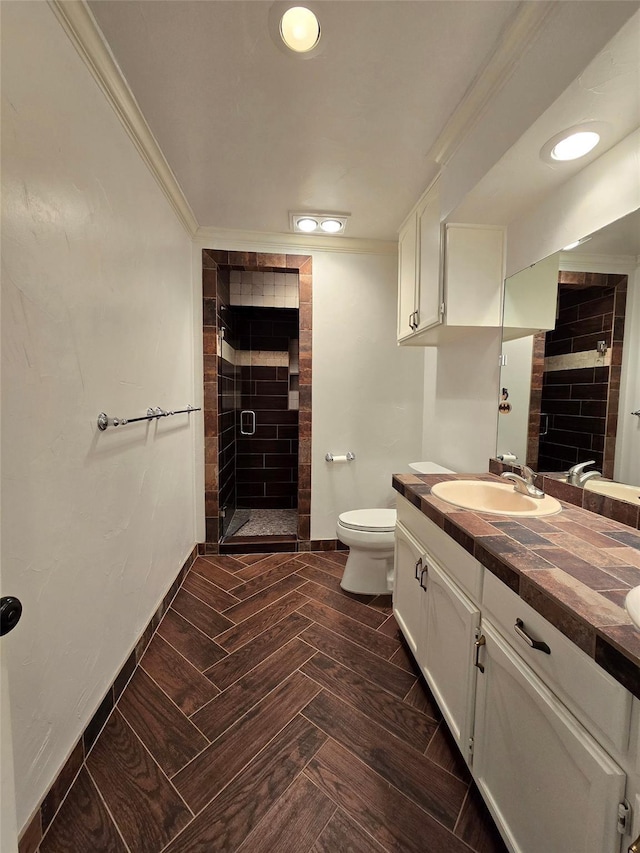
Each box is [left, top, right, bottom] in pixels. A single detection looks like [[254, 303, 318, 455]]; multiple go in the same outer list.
[[195, 227, 397, 256], [426, 2, 555, 168], [48, 0, 198, 237], [559, 251, 639, 274]]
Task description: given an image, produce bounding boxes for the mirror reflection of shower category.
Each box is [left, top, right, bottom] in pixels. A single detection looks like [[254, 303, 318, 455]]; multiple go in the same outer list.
[[218, 270, 300, 542]]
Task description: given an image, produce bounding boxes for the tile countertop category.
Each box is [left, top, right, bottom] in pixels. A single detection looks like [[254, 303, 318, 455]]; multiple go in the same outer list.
[[392, 472, 640, 701]]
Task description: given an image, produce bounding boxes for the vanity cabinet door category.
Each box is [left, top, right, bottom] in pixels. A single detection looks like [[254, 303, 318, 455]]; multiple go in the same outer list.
[[473, 620, 626, 853], [393, 522, 425, 656], [397, 211, 418, 342], [422, 561, 480, 763]]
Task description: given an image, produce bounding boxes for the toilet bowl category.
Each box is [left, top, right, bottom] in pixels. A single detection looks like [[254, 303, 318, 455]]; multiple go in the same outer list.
[[336, 508, 397, 595]]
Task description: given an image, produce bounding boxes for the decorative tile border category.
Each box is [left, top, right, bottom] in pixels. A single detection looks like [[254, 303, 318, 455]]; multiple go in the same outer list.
[[17, 546, 198, 853], [202, 250, 312, 547]]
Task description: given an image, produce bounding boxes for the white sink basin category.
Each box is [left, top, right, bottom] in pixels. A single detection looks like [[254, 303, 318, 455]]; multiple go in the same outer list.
[[626, 587, 640, 631], [585, 479, 640, 506], [430, 480, 562, 517]]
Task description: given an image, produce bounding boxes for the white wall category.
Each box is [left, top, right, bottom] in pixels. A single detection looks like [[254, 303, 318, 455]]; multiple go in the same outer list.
[[617, 264, 640, 486], [1, 2, 195, 832], [194, 236, 425, 540], [422, 330, 502, 474]]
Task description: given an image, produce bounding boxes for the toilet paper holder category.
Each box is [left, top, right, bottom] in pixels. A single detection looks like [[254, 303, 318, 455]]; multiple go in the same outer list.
[[325, 452, 356, 462]]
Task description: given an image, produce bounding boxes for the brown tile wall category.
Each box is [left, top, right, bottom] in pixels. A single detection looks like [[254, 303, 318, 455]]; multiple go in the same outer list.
[[534, 273, 626, 480], [202, 251, 312, 547]]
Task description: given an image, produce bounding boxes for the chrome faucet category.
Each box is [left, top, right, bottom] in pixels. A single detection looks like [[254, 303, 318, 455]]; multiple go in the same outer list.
[[566, 460, 602, 487], [500, 471, 545, 499]]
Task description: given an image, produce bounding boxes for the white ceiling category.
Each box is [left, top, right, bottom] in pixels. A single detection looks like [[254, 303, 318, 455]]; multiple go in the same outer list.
[[88, 1, 639, 241]]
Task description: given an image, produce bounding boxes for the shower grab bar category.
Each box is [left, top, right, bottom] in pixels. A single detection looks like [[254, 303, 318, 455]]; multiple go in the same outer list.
[[97, 405, 201, 431], [240, 410, 256, 436]]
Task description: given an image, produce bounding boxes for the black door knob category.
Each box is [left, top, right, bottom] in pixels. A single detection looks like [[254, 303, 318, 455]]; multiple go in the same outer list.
[[0, 597, 22, 636]]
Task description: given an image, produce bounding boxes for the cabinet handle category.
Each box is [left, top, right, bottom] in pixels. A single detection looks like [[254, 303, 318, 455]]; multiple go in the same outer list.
[[409, 312, 415, 331], [419, 566, 428, 590], [414, 309, 420, 328], [474, 634, 486, 672], [514, 619, 551, 655], [414, 557, 423, 580]]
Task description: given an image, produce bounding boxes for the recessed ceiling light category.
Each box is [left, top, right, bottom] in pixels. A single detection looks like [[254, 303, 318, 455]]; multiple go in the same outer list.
[[551, 131, 600, 161], [540, 122, 607, 165], [296, 217, 319, 233], [562, 236, 592, 251], [320, 219, 343, 233], [280, 6, 320, 53]]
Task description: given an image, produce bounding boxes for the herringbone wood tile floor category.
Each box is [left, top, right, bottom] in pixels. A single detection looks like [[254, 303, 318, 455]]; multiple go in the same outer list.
[[38, 552, 507, 853]]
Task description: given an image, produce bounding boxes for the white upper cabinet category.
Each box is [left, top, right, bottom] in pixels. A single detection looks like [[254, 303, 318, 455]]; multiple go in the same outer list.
[[397, 178, 505, 346]]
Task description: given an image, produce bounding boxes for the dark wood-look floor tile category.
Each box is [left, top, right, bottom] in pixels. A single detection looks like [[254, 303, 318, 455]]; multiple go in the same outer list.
[[223, 573, 306, 622], [455, 784, 509, 853], [182, 570, 239, 611], [194, 555, 246, 587], [236, 553, 272, 566], [311, 808, 387, 853], [301, 623, 415, 699], [295, 563, 346, 592], [231, 561, 300, 599], [403, 677, 443, 721], [233, 553, 298, 583], [173, 672, 321, 813], [296, 552, 346, 578], [297, 580, 387, 629], [205, 612, 312, 690], [41, 739, 83, 831], [164, 715, 327, 853], [303, 690, 467, 829], [86, 711, 192, 853], [157, 608, 228, 672], [39, 769, 127, 853], [426, 722, 472, 783], [305, 740, 472, 853], [118, 668, 209, 778], [140, 635, 219, 716], [216, 590, 308, 652], [193, 638, 316, 739], [236, 773, 335, 853], [171, 589, 234, 638], [378, 612, 404, 640], [389, 639, 421, 675], [299, 600, 401, 660], [368, 593, 394, 614], [315, 551, 348, 567], [301, 654, 437, 751], [18, 811, 41, 853]]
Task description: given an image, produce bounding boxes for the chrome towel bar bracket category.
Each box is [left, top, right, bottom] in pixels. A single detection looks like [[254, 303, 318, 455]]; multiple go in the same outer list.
[[325, 452, 356, 462], [97, 405, 201, 431]]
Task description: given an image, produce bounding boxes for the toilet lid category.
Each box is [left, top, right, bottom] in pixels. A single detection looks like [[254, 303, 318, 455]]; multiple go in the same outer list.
[[339, 508, 397, 532]]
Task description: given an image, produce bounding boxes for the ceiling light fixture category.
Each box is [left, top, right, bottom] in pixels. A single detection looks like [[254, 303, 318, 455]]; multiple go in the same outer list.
[[551, 131, 600, 161], [562, 236, 592, 251], [540, 122, 607, 165], [280, 6, 320, 53], [291, 212, 350, 235], [296, 217, 319, 233]]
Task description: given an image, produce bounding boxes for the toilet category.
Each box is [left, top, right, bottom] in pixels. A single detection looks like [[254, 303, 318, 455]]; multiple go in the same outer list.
[[337, 462, 455, 595], [336, 508, 397, 595]]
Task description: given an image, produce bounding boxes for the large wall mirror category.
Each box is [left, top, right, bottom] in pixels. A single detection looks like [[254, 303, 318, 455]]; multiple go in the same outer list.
[[496, 208, 640, 507]]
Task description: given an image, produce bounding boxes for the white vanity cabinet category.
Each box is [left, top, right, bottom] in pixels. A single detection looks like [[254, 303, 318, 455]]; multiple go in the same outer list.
[[473, 619, 626, 853], [393, 493, 638, 853]]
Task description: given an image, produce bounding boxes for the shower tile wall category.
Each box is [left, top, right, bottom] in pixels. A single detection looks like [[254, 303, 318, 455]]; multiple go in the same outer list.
[[538, 273, 626, 478], [234, 306, 299, 510], [201, 250, 312, 551], [230, 270, 299, 308]]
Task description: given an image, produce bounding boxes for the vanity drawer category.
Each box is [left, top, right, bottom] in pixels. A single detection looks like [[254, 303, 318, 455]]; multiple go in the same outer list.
[[397, 496, 482, 601], [482, 570, 632, 754]]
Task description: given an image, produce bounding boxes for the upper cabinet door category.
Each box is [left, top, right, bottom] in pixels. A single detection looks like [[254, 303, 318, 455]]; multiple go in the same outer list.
[[415, 183, 443, 333], [444, 224, 505, 328], [397, 210, 418, 341]]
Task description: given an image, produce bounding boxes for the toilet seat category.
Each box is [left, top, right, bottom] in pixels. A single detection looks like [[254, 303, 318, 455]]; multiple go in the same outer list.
[[338, 508, 396, 533]]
